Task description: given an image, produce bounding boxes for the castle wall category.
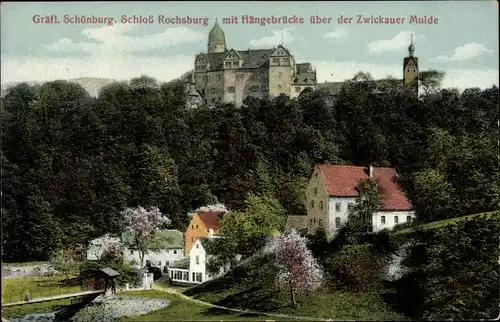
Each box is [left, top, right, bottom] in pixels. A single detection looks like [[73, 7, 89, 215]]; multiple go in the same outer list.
[[268, 57, 293, 97]]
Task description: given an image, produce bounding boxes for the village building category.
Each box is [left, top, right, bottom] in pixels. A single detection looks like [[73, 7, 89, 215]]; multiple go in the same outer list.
[[286, 164, 416, 239], [184, 208, 228, 255]]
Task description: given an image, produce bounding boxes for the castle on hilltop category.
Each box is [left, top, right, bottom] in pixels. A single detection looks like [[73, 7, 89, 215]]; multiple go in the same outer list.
[[185, 21, 419, 108]]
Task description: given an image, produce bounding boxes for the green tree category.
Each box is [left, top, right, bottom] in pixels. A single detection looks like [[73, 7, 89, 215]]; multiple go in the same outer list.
[[347, 179, 382, 234]]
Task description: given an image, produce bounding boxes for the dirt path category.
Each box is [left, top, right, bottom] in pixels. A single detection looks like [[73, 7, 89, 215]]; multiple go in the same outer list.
[[152, 283, 348, 321]]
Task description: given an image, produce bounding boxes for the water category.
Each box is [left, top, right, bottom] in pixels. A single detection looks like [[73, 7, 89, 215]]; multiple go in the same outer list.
[[384, 242, 413, 281]]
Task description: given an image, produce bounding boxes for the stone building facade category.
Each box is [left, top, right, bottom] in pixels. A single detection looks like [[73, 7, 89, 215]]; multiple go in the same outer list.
[[185, 21, 419, 108], [186, 20, 317, 108]]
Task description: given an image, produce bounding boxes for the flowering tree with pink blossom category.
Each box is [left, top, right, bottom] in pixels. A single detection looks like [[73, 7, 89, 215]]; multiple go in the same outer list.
[[121, 206, 171, 267], [264, 229, 323, 307]]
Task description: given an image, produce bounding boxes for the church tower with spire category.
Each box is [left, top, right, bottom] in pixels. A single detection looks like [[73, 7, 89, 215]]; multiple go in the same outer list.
[[207, 18, 226, 53], [403, 35, 419, 96]]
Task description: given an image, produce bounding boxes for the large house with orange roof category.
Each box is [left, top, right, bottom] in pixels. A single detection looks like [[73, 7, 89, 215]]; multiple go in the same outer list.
[[286, 164, 415, 238], [184, 206, 228, 255]]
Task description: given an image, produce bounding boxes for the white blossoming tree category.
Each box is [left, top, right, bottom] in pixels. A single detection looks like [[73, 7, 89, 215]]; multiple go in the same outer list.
[[121, 206, 171, 267], [98, 234, 124, 263], [264, 229, 323, 307]]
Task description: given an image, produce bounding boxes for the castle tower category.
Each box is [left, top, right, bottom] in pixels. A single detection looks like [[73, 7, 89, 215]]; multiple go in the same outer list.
[[207, 19, 226, 53], [403, 35, 419, 96]]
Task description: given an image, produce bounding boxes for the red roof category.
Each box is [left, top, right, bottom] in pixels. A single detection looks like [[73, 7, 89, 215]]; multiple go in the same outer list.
[[197, 211, 225, 230], [317, 164, 412, 211]]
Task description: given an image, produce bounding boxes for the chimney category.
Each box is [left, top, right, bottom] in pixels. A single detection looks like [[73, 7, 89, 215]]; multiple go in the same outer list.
[[369, 165, 374, 178]]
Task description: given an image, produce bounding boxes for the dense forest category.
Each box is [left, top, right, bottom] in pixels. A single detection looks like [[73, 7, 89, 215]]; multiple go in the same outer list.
[[1, 72, 498, 262]]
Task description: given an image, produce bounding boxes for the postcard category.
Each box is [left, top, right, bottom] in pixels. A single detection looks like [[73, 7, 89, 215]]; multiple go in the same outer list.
[[1, 1, 499, 321]]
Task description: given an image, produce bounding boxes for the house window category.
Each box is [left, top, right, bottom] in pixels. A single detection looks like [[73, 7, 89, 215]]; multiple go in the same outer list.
[[212, 98, 215, 103], [295, 87, 301, 92], [335, 217, 341, 228], [314, 187, 318, 195], [166, 250, 169, 254], [196, 243, 199, 249], [192, 225, 194, 229], [273, 58, 279, 63], [129, 250, 134, 255], [319, 201, 323, 210], [195, 224, 199, 229], [315, 173, 318, 178], [309, 218, 312, 225], [407, 216, 412, 222], [196, 273, 202, 282], [233, 62, 238, 67], [381, 216, 386, 224], [196, 255, 199, 265], [225, 62, 231, 68], [173, 250, 177, 254], [347, 203, 354, 212], [394, 216, 399, 224], [183, 271, 189, 281], [228, 86, 235, 93], [192, 272, 195, 281], [283, 58, 288, 62], [310, 200, 315, 208], [335, 202, 341, 212], [314, 218, 316, 223]]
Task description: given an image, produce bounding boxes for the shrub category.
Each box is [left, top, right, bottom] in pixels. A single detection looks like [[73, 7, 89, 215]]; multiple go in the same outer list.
[[391, 215, 500, 320], [325, 244, 388, 292], [79, 260, 141, 287]]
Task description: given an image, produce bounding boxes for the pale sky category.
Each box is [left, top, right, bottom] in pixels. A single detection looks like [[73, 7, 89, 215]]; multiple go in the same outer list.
[[1, 1, 499, 90]]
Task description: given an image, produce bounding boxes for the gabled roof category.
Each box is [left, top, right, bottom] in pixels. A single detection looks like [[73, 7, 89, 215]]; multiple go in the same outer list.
[[196, 211, 225, 230], [170, 257, 189, 269], [316, 164, 412, 211], [191, 237, 219, 255], [122, 229, 184, 249]]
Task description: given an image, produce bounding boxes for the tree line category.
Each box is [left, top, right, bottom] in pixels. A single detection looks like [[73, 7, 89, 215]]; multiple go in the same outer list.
[[1, 72, 498, 262]]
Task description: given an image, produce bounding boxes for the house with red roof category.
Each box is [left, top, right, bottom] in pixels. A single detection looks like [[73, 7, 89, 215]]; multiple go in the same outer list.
[[286, 164, 415, 238], [184, 207, 227, 255]]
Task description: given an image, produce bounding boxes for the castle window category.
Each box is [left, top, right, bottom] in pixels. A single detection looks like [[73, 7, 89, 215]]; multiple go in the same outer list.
[[233, 62, 238, 67], [295, 87, 301, 92], [228, 87, 235, 93], [212, 98, 215, 103], [225, 62, 231, 68], [203, 77, 208, 82], [283, 58, 288, 62], [319, 201, 323, 210], [236, 74, 244, 80], [217, 75, 222, 81], [211, 88, 216, 94], [314, 187, 318, 195], [272, 58, 279, 63]]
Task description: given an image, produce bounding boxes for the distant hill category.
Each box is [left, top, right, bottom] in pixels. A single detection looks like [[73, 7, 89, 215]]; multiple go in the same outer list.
[[1, 77, 116, 98]]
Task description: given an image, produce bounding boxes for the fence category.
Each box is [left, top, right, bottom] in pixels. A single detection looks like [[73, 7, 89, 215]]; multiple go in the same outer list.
[[1, 276, 106, 304]]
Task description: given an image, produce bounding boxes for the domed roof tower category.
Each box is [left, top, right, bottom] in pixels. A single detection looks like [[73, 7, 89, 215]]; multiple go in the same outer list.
[[207, 19, 226, 53]]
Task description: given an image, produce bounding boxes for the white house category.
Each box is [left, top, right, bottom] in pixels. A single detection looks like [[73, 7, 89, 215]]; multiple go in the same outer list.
[[121, 229, 185, 269], [168, 237, 235, 284], [286, 164, 416, 239], [86, 229, 185, 270]]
